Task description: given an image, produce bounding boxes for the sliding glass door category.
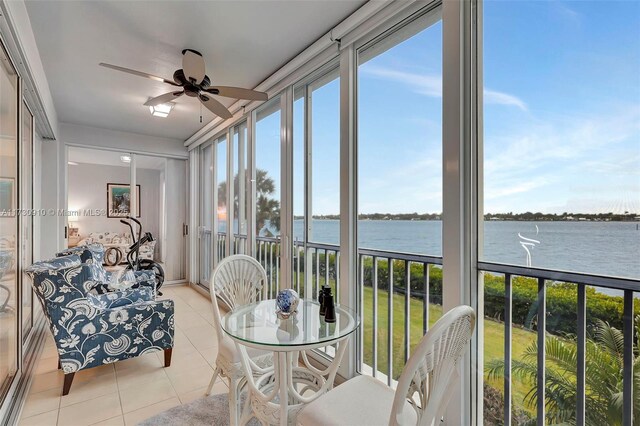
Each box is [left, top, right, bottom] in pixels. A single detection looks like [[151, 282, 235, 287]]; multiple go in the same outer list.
[[214, 135, 227, 263], [199, 142, 213, 285], [356, 9, 443, 383], [0, 42, 18, 402], [292, 66, 340, 300], [20, 103, 34, 341]]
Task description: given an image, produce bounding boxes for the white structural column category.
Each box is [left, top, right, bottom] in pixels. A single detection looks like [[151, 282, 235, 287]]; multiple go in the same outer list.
[[339, 43, 358, 380], [442, 0, 479, 424]]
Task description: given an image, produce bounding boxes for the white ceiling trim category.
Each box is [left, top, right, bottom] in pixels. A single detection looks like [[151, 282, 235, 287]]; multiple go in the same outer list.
[[184, 0, 424, 150]]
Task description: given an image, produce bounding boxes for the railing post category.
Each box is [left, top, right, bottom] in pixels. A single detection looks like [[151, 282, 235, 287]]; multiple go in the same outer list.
[[387, 257, 393, 386], [372, 256, 378, 378], [576, 284, 586, 426], [623, 290, 634, 426], [536, 278, 546, 424], [504, 273, 512, 426], [423, 263, 429, 335], [315, 250, 320, 296], [404, 260, 410, 363]]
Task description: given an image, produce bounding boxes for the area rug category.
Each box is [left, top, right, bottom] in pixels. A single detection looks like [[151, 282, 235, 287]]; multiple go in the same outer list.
[[138, 393, 260, 426]]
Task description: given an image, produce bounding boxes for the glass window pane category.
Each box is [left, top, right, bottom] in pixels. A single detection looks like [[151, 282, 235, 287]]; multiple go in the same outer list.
[[293, 89, 305, 244], [255, 98, 281, 238], [482, 1, 640, 280], [233, 122, 248, 254], [358, 19, 443, 257], [200, 143, 213, 284], [216, 137, 227, 236], [310, 72, 340, 245]]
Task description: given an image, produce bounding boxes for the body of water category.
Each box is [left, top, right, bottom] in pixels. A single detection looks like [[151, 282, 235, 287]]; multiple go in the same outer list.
[[290, 219, 640, 280]]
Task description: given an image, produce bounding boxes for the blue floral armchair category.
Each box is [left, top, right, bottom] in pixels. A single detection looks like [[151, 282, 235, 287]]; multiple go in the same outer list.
[[25, 251, 174, 395]]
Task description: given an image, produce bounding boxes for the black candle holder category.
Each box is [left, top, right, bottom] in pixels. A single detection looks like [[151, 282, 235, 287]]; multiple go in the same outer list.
[[324, 288, 336, 323]]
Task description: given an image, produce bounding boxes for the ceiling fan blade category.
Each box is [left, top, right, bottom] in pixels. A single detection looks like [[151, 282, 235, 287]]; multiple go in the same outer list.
[[182, 49, 205, 84], [206, 86, 268, 101], [199, 94, 233, 119], [99, 63, 179, 86], [144, 91, 184, 107]]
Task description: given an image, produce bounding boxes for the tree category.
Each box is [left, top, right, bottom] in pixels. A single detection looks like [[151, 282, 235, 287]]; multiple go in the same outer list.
[[487, 319, 640, 425], [218, 168, 280, 237]]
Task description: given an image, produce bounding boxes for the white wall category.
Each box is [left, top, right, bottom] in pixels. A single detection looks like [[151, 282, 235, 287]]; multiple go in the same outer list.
[[68, 163, 161, 257], [60, 123, 188, 159], [162, 158, 186, 281], [38, 136, 60, 260]]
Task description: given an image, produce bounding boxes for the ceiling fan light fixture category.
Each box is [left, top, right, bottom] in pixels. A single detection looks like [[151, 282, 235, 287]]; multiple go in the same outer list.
[[148, 101, 175, 118]]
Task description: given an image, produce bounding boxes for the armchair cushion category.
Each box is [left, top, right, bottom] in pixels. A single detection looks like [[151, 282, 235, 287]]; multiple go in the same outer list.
[[87, 286, 155, 310]]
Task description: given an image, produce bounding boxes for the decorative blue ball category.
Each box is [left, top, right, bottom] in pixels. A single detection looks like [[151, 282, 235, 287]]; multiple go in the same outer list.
[[275, 289, 300, 319]]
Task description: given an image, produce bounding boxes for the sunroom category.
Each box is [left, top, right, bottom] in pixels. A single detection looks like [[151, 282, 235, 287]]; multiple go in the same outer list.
[[0, 0, 638, 425]]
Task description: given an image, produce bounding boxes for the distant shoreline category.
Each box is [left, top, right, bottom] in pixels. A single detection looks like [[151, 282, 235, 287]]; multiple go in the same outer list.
[[294, 216, 640, 222]]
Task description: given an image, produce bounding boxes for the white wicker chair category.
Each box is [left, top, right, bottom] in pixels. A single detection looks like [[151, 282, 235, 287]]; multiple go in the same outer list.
[[206, 255, 273, 425], [297, 305, 476, 426]]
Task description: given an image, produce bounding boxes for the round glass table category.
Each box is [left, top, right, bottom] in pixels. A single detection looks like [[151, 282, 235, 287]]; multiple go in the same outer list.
[[222, 299, 359, 425]]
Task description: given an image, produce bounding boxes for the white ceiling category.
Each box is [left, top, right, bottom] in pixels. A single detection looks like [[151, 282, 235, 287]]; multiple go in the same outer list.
[[25, 1, 366, 140], [69, 146, 166, 170]]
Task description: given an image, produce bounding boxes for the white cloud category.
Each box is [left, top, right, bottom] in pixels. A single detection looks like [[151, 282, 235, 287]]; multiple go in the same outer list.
[[484, 106, 640, 213], [363, 66, 442, 97], [484, 89, 528, 111], [363, 66, 527, 111]]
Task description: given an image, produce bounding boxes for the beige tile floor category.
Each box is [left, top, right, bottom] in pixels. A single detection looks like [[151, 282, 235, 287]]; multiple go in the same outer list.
[[18, 285, 230, 426]]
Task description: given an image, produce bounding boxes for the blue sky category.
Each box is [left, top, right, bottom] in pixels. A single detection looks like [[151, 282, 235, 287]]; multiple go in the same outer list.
[[255, 1, 640, 216]]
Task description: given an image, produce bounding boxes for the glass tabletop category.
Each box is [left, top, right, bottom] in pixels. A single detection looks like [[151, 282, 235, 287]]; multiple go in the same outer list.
[[222, 299, 359, 348]]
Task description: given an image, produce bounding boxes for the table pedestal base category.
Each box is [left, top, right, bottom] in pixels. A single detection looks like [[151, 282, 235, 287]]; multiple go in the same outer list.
[[237, 341, 350, 426]]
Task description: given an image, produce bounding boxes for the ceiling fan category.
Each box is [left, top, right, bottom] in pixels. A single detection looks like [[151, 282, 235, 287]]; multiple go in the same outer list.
[[99, 49, 268, 119]]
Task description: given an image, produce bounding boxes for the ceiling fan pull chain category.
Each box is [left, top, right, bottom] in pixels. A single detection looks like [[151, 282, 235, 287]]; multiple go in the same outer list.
[[200, 102, 203, 123]]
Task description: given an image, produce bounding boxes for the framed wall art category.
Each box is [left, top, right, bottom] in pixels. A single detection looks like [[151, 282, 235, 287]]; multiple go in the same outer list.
[[107, 183, 140, 218]]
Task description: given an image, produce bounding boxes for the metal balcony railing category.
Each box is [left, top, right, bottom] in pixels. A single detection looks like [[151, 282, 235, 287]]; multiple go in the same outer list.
[[478, 261, 640, 426], [358, 248, 443, 386], [202, 231, 640, 424]]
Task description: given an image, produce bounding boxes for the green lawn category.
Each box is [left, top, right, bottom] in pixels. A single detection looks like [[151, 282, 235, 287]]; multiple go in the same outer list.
[[361, 286, 536, 414]]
